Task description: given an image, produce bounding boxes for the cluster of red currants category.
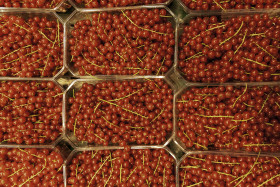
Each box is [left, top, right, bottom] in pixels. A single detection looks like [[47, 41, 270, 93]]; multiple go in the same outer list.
[[68, 148, 176, 186], [0, 0, 62, 8], [74, 0, 169, 8], [179, 154, 280, 186], [69, 9, 175, 76], [179, 14, 280, 82], [67, 79, 173, 146], [0, 15, 63, 77], [177, 85, 280, 152], [0, 148, 64, 186], [0, 81, 63, 145], [182, 0, 280, 10]]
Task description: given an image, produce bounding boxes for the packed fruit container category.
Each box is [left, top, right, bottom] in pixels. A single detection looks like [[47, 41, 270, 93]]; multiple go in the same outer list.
[[175, 82, 280, 153], [178, 0, 280, 12], [68, 0, 173, 9], [0, 0, 279, 186], [0, 0, 71, 12], [66, 146, 177, 186], [65, 6, 177, 77], [177, 10, 280, 83], [178, 152, 280, 186], [64, 78, 176, 147], [0, 10, 65, 78]]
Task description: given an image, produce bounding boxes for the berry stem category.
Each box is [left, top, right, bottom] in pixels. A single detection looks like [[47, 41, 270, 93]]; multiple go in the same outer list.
[[92, 151, 98, 159], [233, 152, 260, 187], [126, 166, 138, 181], [254, 42, 276, 59], [150, 108, 165, 123], [101, 116, 119, 128], [185, 52, 203, 61], [8, 167, 26, 177], [153, 154, 161, 175], [120, 164, 122, 183], [275, 102, 280, 109], [81, 66, 100, 80], [0, 93, 14, 101], [99, 99, 148, 119], [242, 57, 271, 67], [243, 102, 254, 107], [234, 30, 247, 54], [0, 45, 32, 60], [156, 57, 165, 75], [244, 143, 276, 147], [185, 24, 225, 46], [19, 158, 47, 187], [87, 155, 110, 187], [182, 169, 187, 186], [231, 117, 254, 122], [204, 126, 217, 130], [38, 30, 55, 44], [75, 164, 79, 177], [195, 114, 234, 118], [185, 181, 203, 187], [52, 93, 63, 97], [183, 131, 191, 140], [213, 0, 225, 11], [232, 84, 247, 107], [257, 173, 280, 187], [194, 142, 208, 150], [220, 22, 243, 46], [121, 10, 168, 35], [187, 156, 205, 161], [104, 164, 113, 187], [82, 53, 104, 68], [258, 92, 271, 114], [109, 88, 145, 102], [212, 161, 240, 165], [94, 133, 105, 142], [217, 171, 237, 178], [14, 23, 30, 32]]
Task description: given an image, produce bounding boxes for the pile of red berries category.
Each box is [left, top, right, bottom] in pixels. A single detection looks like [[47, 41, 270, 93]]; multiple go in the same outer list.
[[69, 9, 175, 76], [0, 81, 63, 145], [179, 154, 280, 186], [182, 0, 280, 10], [178, 14, 280, 82], [0, 15, 63, 77], [177, 85, 280, 152], [74, 0, 169, 8], [0, 148, 64, 186], [67, 148, 176, 186], [66, 79, 173, 146], [0, 0, 63, 8]]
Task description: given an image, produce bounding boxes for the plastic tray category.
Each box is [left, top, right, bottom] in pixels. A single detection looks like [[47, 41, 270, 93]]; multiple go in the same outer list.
[[0, 0, 71, 12], [63, 76, 179, 148], [177, 150, 280, 187], [173, 81, 280, 154], [65, 145, 178, 186], [177, 0, 280, 14], [0, 78, 65, 147], [175, 8, 280, 83], [0, 9, 67, 79], [0, 142, 72, 187], [68, 0, 173, 10], [64, 5, 178, 78], [175, 9, 280, 83]]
